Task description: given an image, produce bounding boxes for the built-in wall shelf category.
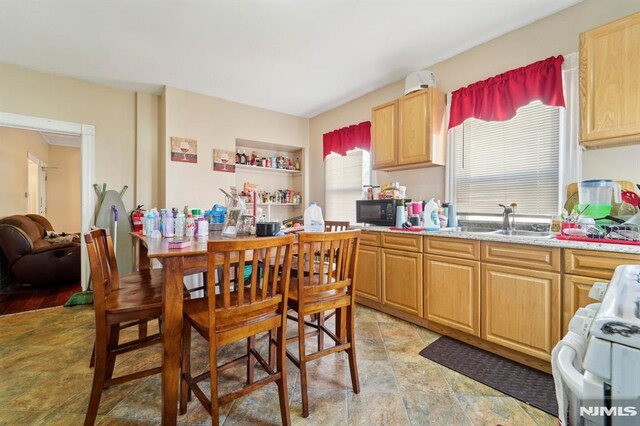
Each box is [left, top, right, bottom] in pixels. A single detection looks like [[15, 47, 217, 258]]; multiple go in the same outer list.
[[235, 164, 301, 175]]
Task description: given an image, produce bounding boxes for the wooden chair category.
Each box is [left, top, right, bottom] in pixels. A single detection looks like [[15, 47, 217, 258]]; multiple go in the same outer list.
[[83, 228, 188, 426], [285, 230, 361, 417], [324, 220, 349, 232], [180, 235, 295, 426]]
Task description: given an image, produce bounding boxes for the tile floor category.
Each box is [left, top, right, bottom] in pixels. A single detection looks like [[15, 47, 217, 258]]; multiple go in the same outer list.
[[0, 304, 557, 425]]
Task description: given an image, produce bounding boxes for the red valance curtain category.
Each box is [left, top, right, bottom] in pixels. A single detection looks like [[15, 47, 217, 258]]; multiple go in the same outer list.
[[448, 55, 565, 129], [323, 121, 371, 159]]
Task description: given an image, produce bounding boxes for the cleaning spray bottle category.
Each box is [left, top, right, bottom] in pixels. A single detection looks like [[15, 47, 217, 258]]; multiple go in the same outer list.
[[424, 198, 439, 231]]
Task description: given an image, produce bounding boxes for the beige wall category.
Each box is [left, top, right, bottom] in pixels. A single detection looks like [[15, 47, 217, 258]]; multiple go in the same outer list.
[[0, 63, 139, 216], [308, 0, 640, 208], [0, 127, 49, 217], [47, 145, 81, 231], [163, 86, 309, 209], [135, 92, 160, 209]]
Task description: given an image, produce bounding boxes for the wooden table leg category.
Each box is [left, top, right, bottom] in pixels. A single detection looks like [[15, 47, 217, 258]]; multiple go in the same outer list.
[[162, 256, 184, 425], [137, 239, 151, 272], [336, 307, 347, 342]]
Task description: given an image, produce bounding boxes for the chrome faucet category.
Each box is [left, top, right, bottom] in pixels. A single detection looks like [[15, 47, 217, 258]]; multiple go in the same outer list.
[[499, 203, 517, 231]]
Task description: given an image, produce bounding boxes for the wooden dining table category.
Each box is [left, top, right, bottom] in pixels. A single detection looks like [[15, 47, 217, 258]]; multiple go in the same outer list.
[[131, 231, 345, 425]]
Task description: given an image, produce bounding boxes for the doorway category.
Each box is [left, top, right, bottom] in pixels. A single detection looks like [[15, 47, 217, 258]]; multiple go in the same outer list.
[[27, 152, 46, 216], [0, 111, 95, 290]]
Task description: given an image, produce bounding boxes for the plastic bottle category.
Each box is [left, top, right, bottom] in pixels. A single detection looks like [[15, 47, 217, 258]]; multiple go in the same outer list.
[[160, 209, 167, 234], [154, 210, 161, 232], [175, 213, 186, 237], [395, 201, 406, 228], [424, 198, 440, 231], [447, 203, 457, 228], [303, 202, 325, 232], [197, 217, 209, 238], [185, 213, 195, 237], [144, 212, 155, 236], [163, 211, 174, 237]]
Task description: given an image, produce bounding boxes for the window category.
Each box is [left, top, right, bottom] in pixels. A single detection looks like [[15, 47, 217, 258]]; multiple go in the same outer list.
[[325, 149, 370, 224], [452, 101, 560, 216]]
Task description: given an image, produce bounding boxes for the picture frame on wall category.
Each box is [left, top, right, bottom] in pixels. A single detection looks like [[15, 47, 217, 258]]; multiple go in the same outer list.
[[213, 149, 235, 173], [170, 137, 197, 163]]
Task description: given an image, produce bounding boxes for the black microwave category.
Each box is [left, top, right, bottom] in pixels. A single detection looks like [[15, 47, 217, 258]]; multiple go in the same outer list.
[[355, 199, 403, 226]]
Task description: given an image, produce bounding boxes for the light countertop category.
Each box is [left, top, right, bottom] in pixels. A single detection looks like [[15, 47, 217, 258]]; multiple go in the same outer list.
[[353, 225, 640, 255]]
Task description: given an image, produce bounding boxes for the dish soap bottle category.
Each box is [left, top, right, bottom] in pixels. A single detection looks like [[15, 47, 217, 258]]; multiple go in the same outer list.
[[424, 198, 439, 231]]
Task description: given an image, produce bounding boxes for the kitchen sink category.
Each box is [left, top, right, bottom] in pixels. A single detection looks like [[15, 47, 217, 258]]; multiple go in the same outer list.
[[442, 227, 498, 234], [491, 229, 554, 238]]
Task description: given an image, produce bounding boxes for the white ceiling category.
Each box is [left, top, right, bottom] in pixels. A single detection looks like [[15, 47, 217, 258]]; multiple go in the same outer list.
[[0, 0, 581, 118], [39, 131, 81, 148]]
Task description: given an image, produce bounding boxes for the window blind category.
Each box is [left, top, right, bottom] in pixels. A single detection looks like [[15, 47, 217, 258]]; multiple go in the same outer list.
[[325, 149, 370, 224], [454, 101, 560, 216]]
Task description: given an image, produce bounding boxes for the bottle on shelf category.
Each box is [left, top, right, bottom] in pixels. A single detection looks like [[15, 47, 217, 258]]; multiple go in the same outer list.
[[240, 149, 247, 165], [235, 149, 241, 164], [295, 157, 300, 170]]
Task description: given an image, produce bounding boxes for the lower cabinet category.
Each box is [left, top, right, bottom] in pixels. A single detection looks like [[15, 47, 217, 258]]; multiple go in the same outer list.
[[355, 244, 381, 303], [482, 263, 561, 361], [424, 254, 480, 336], [382, 248, 423, 316], [562, 274, 600, 333]]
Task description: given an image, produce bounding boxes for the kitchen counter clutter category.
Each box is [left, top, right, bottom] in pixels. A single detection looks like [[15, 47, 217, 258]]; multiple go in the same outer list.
[[353, 225, 640, 374]]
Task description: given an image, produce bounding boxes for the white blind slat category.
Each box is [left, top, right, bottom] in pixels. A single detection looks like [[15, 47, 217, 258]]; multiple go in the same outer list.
[[325, 150, 370, 224], [455, 101, 560, 216]]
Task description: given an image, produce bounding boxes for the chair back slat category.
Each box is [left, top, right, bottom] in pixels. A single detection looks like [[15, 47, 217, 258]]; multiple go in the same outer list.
[[324, 220, 349, 232], [296, 230, 361, 304], [84, 228, 121, 323], [206, 235, 294, 334]]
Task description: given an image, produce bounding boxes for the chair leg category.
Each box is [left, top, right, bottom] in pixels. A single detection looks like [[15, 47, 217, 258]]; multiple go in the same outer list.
[[105, 324, 120, 380], [268, 329, 276, 370], [89, 341, 96, 368], [138, 321, 148, 339], [317, 312, 325, 351], [297, 312, 310, 418], [276, 324, 291, 426], [180, 321, 191, 415], [346, 305, 360, 394], [202, 271, 208, 296], [209, 336, 220, 426], [84, 335, 108, 425], [247, 335, 256, 385]]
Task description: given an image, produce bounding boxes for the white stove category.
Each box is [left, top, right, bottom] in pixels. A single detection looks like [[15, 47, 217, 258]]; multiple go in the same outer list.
[[555, 264, 640, 426]]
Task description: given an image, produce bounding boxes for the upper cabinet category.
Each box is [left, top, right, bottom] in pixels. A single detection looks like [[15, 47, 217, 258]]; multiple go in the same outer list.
[[371, 100, 398, 169], [371, 87, 446, 170], [580, 12, 640, 148]]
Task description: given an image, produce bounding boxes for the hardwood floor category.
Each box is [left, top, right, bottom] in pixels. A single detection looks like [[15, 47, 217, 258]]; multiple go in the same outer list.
[[0, 281, 81, 315]]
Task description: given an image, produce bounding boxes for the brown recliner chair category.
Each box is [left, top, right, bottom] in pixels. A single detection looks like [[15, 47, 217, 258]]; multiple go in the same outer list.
[[0, 215, 80, 286]]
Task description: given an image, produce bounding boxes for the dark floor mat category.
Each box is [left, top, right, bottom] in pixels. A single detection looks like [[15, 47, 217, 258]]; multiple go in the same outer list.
[[419, 336, 558, 416]]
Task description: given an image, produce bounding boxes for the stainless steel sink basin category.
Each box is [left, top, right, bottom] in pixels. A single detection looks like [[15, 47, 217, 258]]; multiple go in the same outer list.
[[443, 227, 497, 233], [491, 230, 554, 238]]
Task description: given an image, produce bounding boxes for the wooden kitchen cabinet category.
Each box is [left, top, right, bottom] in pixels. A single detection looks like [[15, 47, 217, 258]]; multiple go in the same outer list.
[[580, 12, 640, 148], [482, 264, 561, 361], [371, 87, 446, 170], [562, 249, 640, 332], [562, 274, 599, 333], [425, 254, 480, 336], [382, 248, 423, 316], [355, 238, 381, 303], [398, 88, 446, 166], [371, 100, 398, 169]]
